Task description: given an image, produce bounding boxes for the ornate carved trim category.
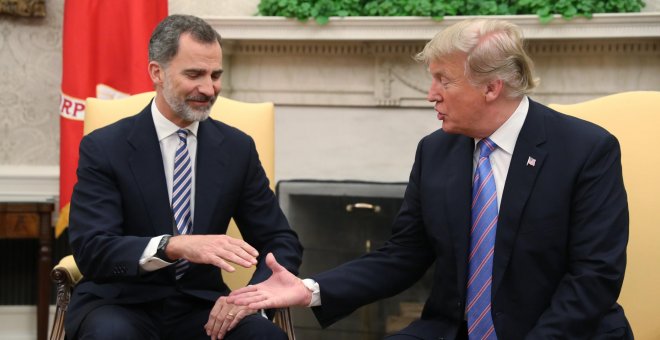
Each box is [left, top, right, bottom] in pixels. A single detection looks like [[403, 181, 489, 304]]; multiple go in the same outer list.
[[0, 0, 45, 17], [206, 13, 660, 41], [230, 41, 424, 56], [230, 40, 660, 57], [528, 39, 660, 56]]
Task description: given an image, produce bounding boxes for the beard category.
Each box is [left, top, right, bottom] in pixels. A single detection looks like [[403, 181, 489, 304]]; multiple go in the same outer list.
[[162, 79, 216, 123]]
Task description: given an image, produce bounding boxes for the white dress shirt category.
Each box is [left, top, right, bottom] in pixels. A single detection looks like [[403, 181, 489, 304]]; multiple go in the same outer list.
[[139, 99, 199, 271], [473, 96, 529, 211]]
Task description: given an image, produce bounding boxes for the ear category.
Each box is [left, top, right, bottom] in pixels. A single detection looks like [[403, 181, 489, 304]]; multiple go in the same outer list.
[[484, 79, 504, 102], [148, 61, 164, 86]]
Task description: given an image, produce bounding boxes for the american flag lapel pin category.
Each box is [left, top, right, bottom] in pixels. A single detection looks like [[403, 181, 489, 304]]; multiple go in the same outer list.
[[526, 156, 536, 167]]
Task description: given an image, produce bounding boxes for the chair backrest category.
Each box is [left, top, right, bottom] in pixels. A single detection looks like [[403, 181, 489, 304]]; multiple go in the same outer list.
[[85, 92, 275, 289], [549, 91, 660, 339]]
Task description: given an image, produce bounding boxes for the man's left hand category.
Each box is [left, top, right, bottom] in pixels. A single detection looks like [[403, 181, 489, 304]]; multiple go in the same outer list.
[[205, 295, 257, 340]]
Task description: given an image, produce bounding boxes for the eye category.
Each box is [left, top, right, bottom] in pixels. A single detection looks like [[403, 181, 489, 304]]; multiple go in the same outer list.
[[211, 71, 223, 81], [441, 76, 452, 86], [185, 71, 201, 79]]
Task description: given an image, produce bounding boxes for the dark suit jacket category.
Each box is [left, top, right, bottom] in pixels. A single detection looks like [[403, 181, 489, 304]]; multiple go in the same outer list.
[[65, 103, 303, 337], [311, 99, 630, 339]]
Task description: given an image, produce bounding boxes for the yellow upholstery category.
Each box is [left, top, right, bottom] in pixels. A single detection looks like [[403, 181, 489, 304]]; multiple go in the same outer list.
[[51, 92, 295, 340], [549, 91, 660, 339]]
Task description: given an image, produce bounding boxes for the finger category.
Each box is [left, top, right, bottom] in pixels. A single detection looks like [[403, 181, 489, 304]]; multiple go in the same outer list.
[[265, 252, 286, 273], [211, 256, 236, 272], [228, 237, 259, 257], [217, 310, 235, 339], [207, 296, 230, 337], [228, 285, 258, 296], [227, 308, 246, 332], [219, 248, 257, 268], [206, 299, 223, 333], [210, 308, 229, 340]]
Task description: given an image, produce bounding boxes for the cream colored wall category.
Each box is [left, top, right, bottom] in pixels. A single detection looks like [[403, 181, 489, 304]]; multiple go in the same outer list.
[[169, 0, 259, 16]]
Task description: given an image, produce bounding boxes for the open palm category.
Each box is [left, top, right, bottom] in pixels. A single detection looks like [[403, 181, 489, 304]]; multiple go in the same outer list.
[[228, 253, 311, 309]]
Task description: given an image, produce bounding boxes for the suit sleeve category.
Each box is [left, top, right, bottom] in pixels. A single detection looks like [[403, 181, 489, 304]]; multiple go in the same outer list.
[[526, 134, 628, 339], [69, 135, 150, 280], [310, 137, 436, 328], [232, 137, 303, 285]]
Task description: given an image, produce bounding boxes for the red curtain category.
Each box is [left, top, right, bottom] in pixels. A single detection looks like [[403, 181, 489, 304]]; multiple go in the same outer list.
[[57, 0, 168, 237]]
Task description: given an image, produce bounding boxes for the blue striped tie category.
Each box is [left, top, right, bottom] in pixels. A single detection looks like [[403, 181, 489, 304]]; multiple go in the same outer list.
[[466, 138, 498, 340], [172, 129, 192, 279]]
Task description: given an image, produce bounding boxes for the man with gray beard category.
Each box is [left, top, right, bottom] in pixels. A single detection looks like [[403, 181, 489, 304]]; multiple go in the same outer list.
[[65, 15, 302, 340]]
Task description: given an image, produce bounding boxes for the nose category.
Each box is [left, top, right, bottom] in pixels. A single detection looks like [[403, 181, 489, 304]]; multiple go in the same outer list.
[[198, 76, 220, 97], [427, 79, 443, 103]]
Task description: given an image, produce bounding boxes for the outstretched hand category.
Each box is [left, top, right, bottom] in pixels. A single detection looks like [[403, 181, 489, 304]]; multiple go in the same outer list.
[[227, 253, 312, 309]]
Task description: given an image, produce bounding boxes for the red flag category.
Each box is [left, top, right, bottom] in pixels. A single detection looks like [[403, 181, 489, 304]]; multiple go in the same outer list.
[[57, 0, 168, 237]]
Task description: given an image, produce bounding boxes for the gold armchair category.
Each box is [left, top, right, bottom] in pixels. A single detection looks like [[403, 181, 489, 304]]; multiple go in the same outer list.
[[50, 92, 295, 340], [550, 91, 660, 339]]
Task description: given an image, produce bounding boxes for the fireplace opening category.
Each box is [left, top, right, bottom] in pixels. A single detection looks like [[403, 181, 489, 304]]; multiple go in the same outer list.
[[277, 180, 434, 339]]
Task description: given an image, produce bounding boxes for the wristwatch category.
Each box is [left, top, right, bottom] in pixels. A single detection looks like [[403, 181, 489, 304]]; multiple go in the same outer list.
[[156, 235, 173, 262]]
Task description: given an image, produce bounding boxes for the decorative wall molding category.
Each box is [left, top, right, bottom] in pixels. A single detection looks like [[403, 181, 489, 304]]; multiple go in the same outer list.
[[527, 39, 660, 55], [206, 13, 660, 41], [0, 166, 59, 202], [223, 38, 660, 107]]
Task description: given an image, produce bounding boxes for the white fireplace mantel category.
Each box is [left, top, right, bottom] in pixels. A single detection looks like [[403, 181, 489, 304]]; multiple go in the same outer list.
[[205, 13, 660, 41]]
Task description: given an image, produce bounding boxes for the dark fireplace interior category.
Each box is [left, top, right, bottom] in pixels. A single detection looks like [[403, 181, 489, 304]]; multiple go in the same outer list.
[[277, 180, 434, 340]]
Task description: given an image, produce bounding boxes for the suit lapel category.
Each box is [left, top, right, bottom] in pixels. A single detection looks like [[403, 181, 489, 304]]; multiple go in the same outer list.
[[444, 135, 475, 295], [192, 120, 226, 235], [491, 100, 548, 297], [127, 105, 173, 236]]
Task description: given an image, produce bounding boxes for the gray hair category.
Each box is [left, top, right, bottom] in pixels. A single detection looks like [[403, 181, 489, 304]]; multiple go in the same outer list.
[[148, 14, 222, 67], [416, 19, 538, 97]]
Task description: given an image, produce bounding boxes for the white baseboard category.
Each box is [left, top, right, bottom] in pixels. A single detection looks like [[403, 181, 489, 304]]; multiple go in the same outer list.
[[0, 305, 55, 340]]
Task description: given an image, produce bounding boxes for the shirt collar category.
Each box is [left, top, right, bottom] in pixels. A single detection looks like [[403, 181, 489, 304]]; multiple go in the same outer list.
[[475, 96, 529, 155], [151, 98, 199, 142]]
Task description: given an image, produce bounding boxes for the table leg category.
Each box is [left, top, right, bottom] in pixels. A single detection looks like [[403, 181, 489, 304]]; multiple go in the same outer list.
[[37, 204, 53, 340]]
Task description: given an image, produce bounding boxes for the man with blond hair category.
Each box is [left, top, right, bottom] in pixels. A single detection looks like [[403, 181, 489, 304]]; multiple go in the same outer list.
[[229, 19, 632, 339]]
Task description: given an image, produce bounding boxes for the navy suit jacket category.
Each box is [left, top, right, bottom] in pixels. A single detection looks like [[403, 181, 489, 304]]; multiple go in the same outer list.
[[65, 103, 302, 337], [311, 99, 630, 339]]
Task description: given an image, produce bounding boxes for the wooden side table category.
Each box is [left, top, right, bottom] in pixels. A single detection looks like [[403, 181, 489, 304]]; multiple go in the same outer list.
[[0, 202, 54, 340]]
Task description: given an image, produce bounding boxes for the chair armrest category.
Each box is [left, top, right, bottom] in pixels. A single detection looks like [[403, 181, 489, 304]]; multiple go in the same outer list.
[[51, 255, 81, 312], [273, 307, 296, 340], [49, 255, 81, 340]]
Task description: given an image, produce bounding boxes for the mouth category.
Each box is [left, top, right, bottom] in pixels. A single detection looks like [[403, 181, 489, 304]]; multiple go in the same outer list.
[[186, 95, 215, 108]]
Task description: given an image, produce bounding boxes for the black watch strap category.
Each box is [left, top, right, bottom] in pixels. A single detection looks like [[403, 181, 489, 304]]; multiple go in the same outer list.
[[156, 235, 173, 262]]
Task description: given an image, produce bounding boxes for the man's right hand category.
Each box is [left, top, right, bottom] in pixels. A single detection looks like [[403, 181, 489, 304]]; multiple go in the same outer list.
[[227, 252, 312, 309], [166, 234, 258, 272]]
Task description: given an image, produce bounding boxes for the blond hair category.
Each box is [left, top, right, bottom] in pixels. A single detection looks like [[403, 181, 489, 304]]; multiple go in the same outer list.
[[416, 19, 538, 97]]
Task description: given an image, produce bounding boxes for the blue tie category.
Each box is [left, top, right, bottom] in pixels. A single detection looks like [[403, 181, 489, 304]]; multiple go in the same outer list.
[[466, 138, 498, 340], [172, 129, 192, 279]]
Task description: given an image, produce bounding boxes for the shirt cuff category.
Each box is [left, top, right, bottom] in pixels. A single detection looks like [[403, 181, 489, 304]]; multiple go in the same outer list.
[[302, 278, 321, 307], [139, 235, 174, 272]]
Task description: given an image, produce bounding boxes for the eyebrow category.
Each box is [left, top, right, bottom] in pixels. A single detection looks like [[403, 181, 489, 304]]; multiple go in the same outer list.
[[182, 68, 224, 75]]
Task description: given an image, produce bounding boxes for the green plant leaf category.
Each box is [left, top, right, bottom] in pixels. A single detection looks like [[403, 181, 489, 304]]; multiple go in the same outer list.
[[257, 0, 646, 24]]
